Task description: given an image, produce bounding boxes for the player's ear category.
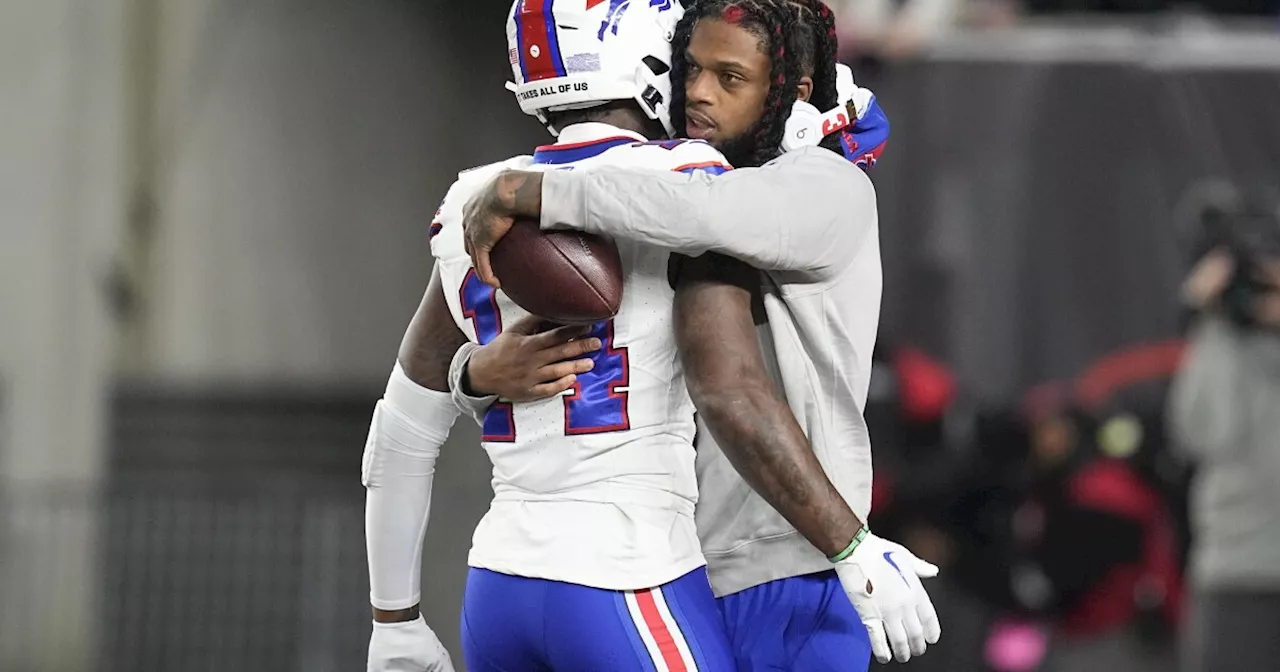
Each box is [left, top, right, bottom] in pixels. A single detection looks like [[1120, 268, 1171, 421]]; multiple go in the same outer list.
[[795, 76, 813, 104]]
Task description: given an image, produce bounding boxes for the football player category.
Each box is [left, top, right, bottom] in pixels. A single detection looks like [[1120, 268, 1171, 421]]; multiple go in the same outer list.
[[461, 0, 940, 669], [366, 2, 743, 670]]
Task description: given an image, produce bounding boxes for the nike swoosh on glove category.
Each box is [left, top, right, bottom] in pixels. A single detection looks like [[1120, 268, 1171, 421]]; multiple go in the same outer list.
[[833, 531, 942, 664], [367, 615, 457, 672]]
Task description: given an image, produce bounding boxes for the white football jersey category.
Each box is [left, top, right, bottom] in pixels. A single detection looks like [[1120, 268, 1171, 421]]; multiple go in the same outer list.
[[430, 122, 733, 591]]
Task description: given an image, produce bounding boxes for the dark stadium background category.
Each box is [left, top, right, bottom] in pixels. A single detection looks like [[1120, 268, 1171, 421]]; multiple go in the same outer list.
[[3, 0, 1279, 669]]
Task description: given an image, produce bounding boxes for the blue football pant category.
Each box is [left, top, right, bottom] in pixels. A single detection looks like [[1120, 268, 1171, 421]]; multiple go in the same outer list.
[[462, 566, 737, 671], [718, 570, 872, 672]]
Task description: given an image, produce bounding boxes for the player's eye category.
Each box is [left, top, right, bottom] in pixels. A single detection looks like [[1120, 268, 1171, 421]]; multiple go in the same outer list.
[[720, 72, 744, 86]]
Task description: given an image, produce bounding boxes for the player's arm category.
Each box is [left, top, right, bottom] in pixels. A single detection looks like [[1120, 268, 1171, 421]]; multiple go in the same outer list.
[[363, 267, 463, 671], [673, 254, 863, 557], [463, 147, 872, 287], [676, 255, 942, 664], [366, 269, 599, 603], [365, 266, 463, 621]]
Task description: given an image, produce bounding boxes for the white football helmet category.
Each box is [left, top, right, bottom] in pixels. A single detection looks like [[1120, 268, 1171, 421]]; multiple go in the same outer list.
[[506, 0, 684, 137]]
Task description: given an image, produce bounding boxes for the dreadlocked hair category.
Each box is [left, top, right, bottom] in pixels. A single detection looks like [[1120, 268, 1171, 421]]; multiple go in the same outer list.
[[670, 0, 802, 167], [785, 0, 839, 111], [785, 0, 846, 157]]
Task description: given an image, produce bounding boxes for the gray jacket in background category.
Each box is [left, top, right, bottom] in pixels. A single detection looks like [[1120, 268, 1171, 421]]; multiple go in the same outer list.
[[1169, 315, 1280, 590]]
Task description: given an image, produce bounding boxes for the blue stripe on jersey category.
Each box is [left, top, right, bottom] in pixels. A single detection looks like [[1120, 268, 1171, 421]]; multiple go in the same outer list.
[[531, 136, 639, 165], [642, 138, 696, 150], [676, 164, 731, 176]]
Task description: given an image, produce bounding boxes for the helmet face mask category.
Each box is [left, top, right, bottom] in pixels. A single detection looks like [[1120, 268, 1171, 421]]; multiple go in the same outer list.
[[506, 0, 684, 137]]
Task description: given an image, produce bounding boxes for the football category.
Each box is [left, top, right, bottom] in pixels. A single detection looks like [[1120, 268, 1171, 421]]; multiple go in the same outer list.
[[489, 216, 624, 325]]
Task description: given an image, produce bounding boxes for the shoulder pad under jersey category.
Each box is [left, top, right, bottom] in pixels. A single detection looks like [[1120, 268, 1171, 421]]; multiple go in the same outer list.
[[430, 155, 532, 261]]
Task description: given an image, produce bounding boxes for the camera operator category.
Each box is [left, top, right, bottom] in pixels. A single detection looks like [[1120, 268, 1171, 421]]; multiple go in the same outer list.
[[1169, 183, 1280, 672]]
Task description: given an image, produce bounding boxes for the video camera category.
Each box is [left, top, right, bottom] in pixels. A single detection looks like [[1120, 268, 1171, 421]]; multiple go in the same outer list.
[[1179, 179, 1280, 329]]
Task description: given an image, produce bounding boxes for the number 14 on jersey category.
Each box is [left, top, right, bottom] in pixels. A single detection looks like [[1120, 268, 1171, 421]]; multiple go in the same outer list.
[[461, 269, 630, 442]]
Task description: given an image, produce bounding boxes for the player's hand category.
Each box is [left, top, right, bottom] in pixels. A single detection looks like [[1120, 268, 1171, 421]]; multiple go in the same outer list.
[[1251, 258, 1280, 328], [833, 530, 942, 664], [1180, 247, 1236, 310], [367, 615, 457, 672], [465, 314, 600, 401], [781, 65, 888, 171], [836, 64, 889, 170], [462, 170, 544, 288]]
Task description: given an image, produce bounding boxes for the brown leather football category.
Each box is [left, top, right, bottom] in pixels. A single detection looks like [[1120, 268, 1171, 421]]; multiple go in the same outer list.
[[489, 217, 623, 325]]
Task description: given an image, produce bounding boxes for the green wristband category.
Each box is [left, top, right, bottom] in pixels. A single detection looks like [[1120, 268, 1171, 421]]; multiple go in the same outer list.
[[828, 526, 869, 563]]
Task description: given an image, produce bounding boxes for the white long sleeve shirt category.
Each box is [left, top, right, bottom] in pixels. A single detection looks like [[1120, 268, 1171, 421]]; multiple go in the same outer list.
[[541, 146, 883, 596]]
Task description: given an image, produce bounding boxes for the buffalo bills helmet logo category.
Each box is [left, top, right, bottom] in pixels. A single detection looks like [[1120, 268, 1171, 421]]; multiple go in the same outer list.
[[597, 0, 674, 41]]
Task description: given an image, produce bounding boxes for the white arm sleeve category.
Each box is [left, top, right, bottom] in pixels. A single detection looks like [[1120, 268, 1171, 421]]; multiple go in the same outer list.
[[363, 361, 460, 611], [449, 342, 498, 426], [540, 146, 875, 280]]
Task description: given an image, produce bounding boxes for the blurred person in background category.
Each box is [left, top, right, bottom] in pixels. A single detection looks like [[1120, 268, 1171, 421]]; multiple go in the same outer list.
[[917, 372, 1184, 672], [826, 0, 1019, 61], [1024, 0, 1280, 14], [1169, 181, 1280, 672], [826, 0, 1280, 63], [1017, 395, 1183, 672]]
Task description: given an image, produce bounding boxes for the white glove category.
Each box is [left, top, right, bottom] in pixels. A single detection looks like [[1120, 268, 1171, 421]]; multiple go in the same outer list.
[[833, 531, 942, 664], [835, 63, 876, 123], [367, 616, 457, 672], [835, 63, 858, 104], [781, 64, 876, 152]]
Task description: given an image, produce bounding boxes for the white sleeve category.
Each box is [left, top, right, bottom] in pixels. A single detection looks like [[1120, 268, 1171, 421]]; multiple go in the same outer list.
[[363, 361, 460, 611], [449, 342, 497, 426], [540, 146, 875, 280]]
